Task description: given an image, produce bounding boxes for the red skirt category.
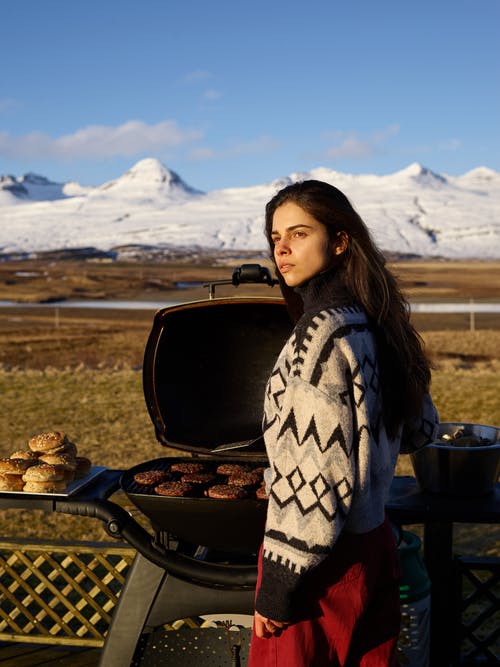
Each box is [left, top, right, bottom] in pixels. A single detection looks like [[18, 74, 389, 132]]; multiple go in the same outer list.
[[248, 518, 401, 667]]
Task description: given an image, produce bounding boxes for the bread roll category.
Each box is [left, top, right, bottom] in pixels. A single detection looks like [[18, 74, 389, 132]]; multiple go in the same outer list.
[[10, 450, 39, 461], [38, 453, 76, 470], [28, 431, 67, 453], [23, 480, 67, 494], [0, 458, 36, 475], [0, 474, 24, 491], [74, 456, 92, 478], [22, 464, 65, 483], [56, 441, 78, 457]]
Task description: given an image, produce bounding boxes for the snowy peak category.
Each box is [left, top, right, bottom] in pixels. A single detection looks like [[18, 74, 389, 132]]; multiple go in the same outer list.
[[0, 159, 202, 205], [0, 174, 28, 198], [125, 158, 190, 186], [0, 172, 71, 201], [395, 162, 448, 187], [97, 158, 202, 198], [467, 166, 498, 178], [460, 166, 500, 183], [19, 172, 56, 187]]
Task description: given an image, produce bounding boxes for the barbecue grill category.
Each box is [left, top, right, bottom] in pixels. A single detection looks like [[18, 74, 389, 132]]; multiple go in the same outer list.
[[101, 266, 292, 665]]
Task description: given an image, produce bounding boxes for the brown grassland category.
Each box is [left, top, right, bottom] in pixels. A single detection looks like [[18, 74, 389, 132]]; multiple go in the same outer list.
[[0, 258, 499, 556]]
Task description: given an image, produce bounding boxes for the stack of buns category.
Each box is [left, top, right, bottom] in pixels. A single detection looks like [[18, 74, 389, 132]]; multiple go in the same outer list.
[[0, 431, 92, 494]]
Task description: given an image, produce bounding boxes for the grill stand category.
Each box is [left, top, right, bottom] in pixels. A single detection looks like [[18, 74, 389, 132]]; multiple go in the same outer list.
[[3, 471, 500, 665], [0, 470, 257, 666], [57, 473, 258, 666], [100, 552, 255, 667]]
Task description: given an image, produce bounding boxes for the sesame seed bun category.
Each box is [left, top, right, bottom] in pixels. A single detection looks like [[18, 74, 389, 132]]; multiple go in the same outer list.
[[23, 480, 67, 494], [22, 464, 65, 483], [28, 431, 67, 453], [0, 457, 37, 475]]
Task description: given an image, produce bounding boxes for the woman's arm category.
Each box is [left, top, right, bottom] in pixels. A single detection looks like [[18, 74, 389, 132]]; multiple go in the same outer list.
[[256, 371, 356, 621], [399, 393, 440, 454]]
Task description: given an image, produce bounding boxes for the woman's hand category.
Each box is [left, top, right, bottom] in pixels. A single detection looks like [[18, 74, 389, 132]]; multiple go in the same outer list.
[[254, 611, 289, 639]]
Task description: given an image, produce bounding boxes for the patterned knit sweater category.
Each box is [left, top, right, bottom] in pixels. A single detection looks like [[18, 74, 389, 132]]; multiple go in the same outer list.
[[255, 269, 439, 621]]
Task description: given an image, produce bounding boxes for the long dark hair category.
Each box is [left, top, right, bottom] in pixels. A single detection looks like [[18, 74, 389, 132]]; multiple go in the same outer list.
[[265, 179, 432, 437]]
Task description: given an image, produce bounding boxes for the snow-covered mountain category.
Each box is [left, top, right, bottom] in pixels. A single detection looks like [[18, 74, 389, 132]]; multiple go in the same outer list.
[[1, 157, 499, 259]]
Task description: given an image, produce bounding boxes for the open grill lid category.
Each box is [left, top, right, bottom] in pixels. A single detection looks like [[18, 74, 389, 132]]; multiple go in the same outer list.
[[142, 293, 292, 456]]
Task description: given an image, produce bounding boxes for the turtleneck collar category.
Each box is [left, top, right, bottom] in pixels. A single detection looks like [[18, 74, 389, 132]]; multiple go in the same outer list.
[[294, 267, 356, 315]]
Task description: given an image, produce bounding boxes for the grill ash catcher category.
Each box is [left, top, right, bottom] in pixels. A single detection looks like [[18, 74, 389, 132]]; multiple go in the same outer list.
[[63, 264, 290, 666]]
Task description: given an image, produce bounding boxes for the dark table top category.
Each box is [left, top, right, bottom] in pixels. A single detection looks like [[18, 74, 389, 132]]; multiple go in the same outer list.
[[387, 475, 500, 524]]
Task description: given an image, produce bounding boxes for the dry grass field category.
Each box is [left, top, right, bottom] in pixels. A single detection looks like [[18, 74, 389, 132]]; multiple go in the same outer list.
[[0, 258, 499, 554]]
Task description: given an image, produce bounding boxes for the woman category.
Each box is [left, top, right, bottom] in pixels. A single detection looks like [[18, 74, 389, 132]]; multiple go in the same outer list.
[[249, 180, 439, 666]]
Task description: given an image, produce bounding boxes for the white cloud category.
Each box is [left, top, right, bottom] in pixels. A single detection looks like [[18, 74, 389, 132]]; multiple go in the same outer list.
[[227, 136, 280, 157], [187, 135, 279, 161], [404, 137, 463, 157], [203, 88, 222, 101], [323, 124, 400, 159], [189, 146, 218, 160], [0, 119, 202, 160], [326, 134, 373, 159]]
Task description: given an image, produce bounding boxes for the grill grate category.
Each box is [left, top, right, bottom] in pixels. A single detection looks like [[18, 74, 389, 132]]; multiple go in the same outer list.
[[124, 459, 178, 495], [122, 457, 267, 498], [120, 457, 268, 552]]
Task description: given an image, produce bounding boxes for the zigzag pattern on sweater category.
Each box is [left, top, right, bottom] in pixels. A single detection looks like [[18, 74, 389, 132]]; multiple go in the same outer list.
[[269, 461, 352, 520], [262, 306, 383, 545], [276, 406, 353, 457]]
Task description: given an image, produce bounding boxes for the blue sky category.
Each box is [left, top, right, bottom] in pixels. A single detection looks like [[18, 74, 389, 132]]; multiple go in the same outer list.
[[1, 0, 499, 191]]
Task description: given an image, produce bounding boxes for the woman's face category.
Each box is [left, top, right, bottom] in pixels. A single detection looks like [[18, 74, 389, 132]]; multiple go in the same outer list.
[[271, 202, 341, 287]]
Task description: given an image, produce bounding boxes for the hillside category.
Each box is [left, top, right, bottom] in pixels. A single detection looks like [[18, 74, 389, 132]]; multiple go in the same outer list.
[[1, 159, 499, 260]]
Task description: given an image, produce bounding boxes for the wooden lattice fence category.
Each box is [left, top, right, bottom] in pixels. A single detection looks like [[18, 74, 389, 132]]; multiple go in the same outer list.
[[455, 555, 500, 666], [0, 539, 134, 646], [0, 539, 499, 665]]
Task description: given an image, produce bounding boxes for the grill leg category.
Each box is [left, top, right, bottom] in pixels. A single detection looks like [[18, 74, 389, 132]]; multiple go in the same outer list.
[[100, 551, 256, 667], [99, 553, 168, 667], [424, 521, 455, 667]]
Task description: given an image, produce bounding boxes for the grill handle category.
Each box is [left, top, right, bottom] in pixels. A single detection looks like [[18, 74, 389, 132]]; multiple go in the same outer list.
[[204, 263, 278, 297], [56, 497, 258, 589]]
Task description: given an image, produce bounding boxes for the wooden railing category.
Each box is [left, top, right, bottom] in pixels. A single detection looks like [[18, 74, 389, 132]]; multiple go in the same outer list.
[[454, 555, 500, 666], [0, 538, 134, 646], [0, 538, 498, 665]]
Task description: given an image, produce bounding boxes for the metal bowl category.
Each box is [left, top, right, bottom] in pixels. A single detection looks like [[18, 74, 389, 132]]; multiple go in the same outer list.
[[410, 422, 500, 496]]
